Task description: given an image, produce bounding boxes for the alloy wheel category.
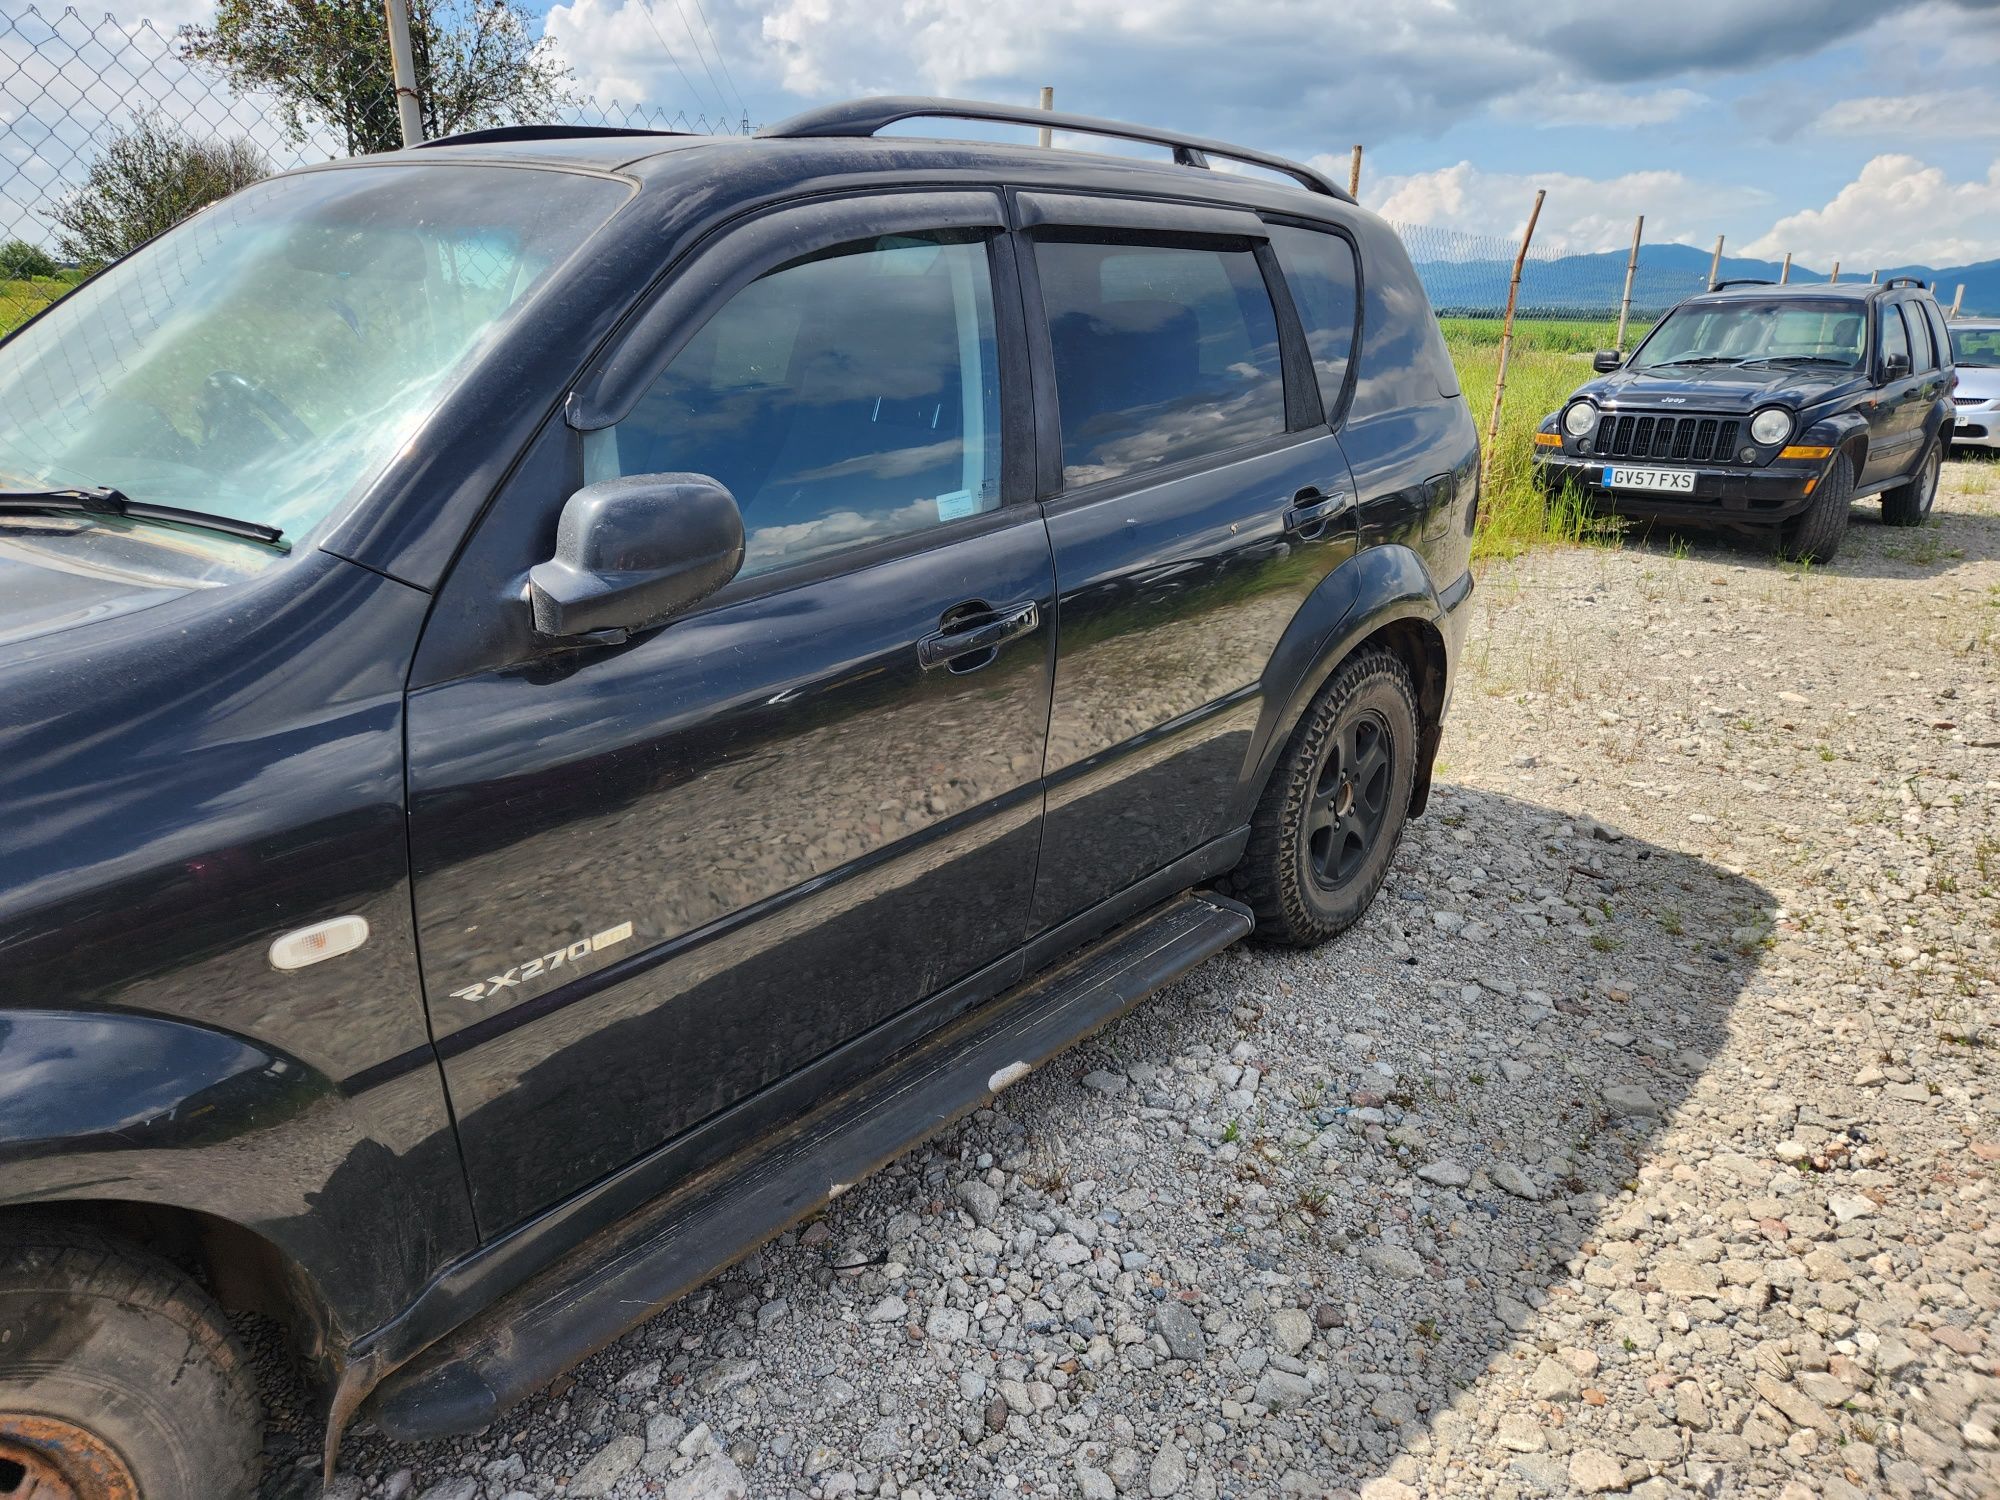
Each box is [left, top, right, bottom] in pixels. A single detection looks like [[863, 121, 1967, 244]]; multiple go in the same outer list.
[[1304, 708, 1394, 888]]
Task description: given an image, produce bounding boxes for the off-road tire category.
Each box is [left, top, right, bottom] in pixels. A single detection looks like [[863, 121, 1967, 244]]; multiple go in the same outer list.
[[1227, 649, 1419, 947], [1880, 436, 1941, 528], [0, 1222, 262, 1500], [1780, 451, 1855, 564]]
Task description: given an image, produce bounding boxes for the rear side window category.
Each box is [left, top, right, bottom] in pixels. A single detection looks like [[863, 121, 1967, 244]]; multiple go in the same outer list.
[[1908, 302, 1938, 371], [1926, 302, 1954, 365], [1879, 303, 1911, 370], [1035, 238, 1285, 488], [1268, 224, 1359, 414], [589, 231, 1002, 580]]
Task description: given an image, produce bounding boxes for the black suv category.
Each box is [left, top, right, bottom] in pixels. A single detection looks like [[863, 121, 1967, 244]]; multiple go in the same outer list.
[[0, 98, 1476, 1495], [1535, 278, 1956, 561]]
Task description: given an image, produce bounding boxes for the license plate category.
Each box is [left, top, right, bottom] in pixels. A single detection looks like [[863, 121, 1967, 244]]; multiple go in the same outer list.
[[1604, 466, 1695, 493]]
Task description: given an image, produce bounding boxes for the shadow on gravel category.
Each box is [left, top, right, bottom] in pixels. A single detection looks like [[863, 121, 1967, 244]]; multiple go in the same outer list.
[[253, 784, 1781, 1499]]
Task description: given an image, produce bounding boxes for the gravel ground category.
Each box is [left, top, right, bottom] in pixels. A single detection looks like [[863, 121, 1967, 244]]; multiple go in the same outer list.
[[288, 461, 1999, 1500]]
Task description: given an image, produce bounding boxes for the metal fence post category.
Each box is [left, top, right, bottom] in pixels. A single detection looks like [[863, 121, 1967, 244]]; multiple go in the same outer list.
[[381, 0, 424, 147], [1707, 235, 1724, 291], [1482, 189, 1544, 491], [1615, 214, 1643, 351]]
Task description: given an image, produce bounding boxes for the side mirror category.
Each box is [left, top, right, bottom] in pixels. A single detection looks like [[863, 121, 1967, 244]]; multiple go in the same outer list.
[[1592, 350, 1623, 373], [1881, 351, 1911, 380], [529, 473, 745, 643]]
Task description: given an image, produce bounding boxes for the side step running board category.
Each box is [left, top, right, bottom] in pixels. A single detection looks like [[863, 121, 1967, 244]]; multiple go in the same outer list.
[[364, 890, 1253, 1441]]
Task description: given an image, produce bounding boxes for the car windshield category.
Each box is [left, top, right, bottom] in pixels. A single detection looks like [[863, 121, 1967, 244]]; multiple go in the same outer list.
[[0, 164, 626, 545], [1950, 324, 2000, 367], [1632, 300, 1867, 371]]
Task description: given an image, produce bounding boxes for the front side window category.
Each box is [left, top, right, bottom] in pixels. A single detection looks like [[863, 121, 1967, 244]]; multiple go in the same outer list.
[[1036, 237, 1285, 488], [1632, 300, 1867, 370], [0, 165, 626, 549], [591, 232, 1001, 580], [1268, 224, 1359, 415], [1880, 303, 1912, 370]]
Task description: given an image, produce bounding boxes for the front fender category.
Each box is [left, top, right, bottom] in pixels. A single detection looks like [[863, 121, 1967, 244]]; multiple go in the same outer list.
[[1234, 543, 1446, 826], [1801, 409, 1871, 464], [0, 1007, 456, 1349]]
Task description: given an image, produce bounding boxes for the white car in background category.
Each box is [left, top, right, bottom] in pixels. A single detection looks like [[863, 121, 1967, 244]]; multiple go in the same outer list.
[[1950, 319, 2000, 453]]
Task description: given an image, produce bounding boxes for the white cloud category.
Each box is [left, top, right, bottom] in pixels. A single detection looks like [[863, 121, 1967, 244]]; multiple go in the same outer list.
[[1492, 85, 1706, 130], [1743, 154, 2000, 266], [1813, 88, 2000, 138], [1356, 160, 1769, 257]]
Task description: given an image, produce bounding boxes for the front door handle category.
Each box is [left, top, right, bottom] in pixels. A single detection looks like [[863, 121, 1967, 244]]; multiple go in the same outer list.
[[919, 601, 1039, 671], [1284, 487, 1352, 541]]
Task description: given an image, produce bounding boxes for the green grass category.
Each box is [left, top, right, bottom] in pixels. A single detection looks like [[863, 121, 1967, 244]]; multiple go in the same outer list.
[[1447, 319, 1628, 560], [0, 274, 82, 336]]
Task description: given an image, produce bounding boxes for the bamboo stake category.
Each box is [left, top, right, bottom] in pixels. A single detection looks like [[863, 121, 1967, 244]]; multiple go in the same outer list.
[[1615, 214, 1643, 352], [1483, 189, 1544, 492], [1707, 234, 1724, 291], [1348, 145, 1362, 198], [1829, 261, 1840, 284], [1951, 284, 1965, 317], [1037, 86, 1053, 148], [1779, 252, 1792, 284]]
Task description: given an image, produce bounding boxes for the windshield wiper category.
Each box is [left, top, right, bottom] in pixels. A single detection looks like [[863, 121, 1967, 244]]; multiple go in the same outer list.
[[1740, 355, 1855, 368], [1644, 356, 1746, 368], [0, 486, 284, 547]]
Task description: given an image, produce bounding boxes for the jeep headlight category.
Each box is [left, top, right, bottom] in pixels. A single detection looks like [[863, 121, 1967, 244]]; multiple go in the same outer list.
[[1750, 407, 1792, 446], [1563, 401, 1598, 437]]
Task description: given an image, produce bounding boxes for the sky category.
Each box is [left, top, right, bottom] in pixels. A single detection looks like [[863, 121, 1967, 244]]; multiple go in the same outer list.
[[11, 0, 2000, 267]]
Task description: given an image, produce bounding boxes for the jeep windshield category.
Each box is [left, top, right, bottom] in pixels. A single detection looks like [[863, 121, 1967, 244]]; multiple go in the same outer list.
[[0, 164, 626, 555], [1632, 299, 1866, 372]]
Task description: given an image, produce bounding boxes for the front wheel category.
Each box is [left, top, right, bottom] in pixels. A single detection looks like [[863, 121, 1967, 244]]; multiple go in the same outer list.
[[1227, 649, 1420, 947], [1780, 451, 1855, 564], [0, 1225, 263, 1500], [1880, 437, 1941, 527]]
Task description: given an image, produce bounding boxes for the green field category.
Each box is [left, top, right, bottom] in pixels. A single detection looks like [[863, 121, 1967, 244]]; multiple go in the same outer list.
[[1, 275, 79, 336]]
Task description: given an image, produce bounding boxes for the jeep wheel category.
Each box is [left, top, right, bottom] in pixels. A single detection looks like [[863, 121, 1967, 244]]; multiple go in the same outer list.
[[1229, 649, 1418, 947], [0, 1226, 262, 1500], [1880, 437, 1941, 528], [1779, 451, 1855, 565]]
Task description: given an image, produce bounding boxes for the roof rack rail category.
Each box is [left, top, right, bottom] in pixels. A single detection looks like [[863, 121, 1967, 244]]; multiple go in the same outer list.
[[413, 124, 691, 150], [756, 96, 1351, 202], [1710, 278, 1774, 290], [1882, 275, 1927, 291]]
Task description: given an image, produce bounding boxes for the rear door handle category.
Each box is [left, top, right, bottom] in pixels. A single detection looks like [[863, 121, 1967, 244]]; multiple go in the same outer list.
[[918, 601, 1039, 671], [1284, 487, 1352, 540]]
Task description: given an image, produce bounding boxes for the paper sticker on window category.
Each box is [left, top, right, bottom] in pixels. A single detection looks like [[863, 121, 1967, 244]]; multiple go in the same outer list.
[[935, 489, 980, 522]]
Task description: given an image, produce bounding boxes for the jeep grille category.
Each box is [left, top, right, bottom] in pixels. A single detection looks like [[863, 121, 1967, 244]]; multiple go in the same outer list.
[[1599, 414, 1742, 463]]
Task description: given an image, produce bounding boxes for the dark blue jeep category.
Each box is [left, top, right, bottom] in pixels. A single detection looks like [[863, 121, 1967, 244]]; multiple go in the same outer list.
[[1534, 278, 1956, 561]]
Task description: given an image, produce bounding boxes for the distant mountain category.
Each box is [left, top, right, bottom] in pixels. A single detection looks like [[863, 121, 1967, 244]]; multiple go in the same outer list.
[[1403, 237, 2000, 320]]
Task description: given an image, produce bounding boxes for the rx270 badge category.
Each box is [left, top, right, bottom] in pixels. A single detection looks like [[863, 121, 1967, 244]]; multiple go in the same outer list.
[[450, 921, 634, 1003]]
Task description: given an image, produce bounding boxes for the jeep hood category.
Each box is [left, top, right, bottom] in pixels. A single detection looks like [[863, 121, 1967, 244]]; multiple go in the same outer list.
[[1579, 365, 1867, 413]]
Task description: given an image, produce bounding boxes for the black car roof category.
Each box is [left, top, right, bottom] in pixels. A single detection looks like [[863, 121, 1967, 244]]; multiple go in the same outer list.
[[1694, 280, 1925, 306], [372, 96, 1351, 209]]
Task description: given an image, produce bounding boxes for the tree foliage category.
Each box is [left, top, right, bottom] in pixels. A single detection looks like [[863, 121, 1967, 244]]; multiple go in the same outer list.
[[0, 240, 61, 279], [48, 116, 268, 266], [181, 0, 573, 156]]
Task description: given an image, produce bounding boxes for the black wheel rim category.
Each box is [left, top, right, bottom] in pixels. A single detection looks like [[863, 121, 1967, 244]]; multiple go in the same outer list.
[[1304, 708, 1394, 889]]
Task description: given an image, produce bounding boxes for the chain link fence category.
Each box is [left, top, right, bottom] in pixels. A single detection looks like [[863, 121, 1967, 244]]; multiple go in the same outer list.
[[0, 3, 749, 260]]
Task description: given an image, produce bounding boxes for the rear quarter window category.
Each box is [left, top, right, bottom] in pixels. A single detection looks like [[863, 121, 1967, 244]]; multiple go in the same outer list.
[[1267, 224, 1359, 417]]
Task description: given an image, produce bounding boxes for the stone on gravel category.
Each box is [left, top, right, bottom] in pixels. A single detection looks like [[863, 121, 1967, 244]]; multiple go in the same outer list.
[[1359, 1241, 1423, 1279], [569, 1435, 643, 1497]]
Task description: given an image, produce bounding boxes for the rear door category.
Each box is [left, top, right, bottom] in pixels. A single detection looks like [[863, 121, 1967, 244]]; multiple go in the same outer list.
[[404, 194, 1056, 1232], [1865, 299, 1923, 486], [1015, 193, 1356, 932]]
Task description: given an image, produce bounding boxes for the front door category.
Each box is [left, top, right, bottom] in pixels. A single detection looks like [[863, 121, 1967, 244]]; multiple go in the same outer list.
[[1864, 300, 1924, 487], [406, 204, 1054, 1231]]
